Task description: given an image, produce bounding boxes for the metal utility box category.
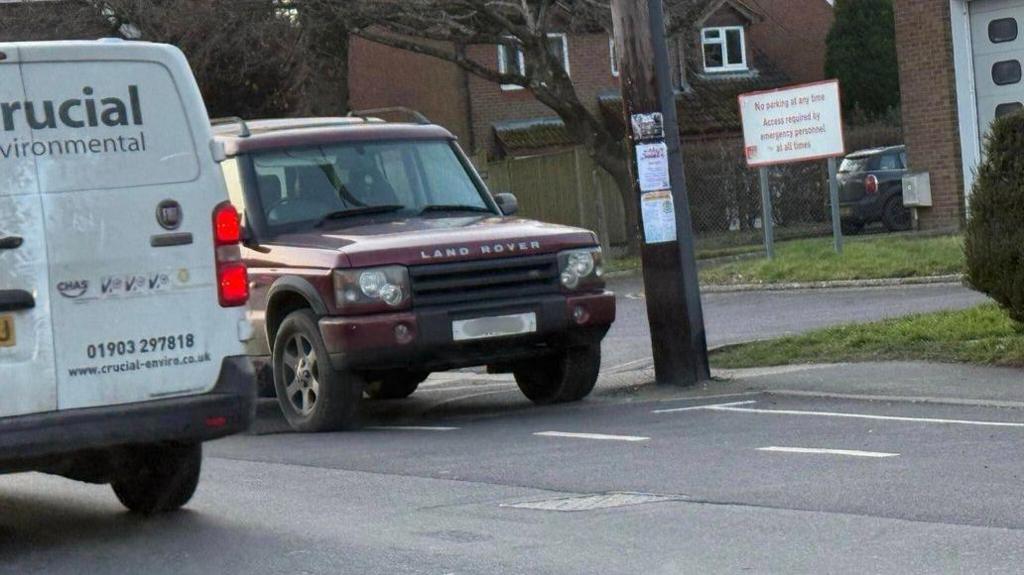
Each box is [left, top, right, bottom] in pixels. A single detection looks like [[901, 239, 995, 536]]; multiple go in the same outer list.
[[902, 172, 932, 207]]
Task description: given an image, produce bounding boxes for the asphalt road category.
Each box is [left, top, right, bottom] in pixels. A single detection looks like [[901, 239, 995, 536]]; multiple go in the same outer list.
[[603, 277, 987, 369], [0, 280, 1003, 574], [5, 392, 1024, 574]]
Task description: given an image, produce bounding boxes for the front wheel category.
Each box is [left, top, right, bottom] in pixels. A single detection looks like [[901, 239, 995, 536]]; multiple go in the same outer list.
[[273, 309, 364, 432], [513, 345, 601, 405], [111, 443, 201, 515]]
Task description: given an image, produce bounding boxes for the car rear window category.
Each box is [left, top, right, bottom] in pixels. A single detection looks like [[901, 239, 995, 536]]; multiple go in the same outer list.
[[839, 157, 870, 173]]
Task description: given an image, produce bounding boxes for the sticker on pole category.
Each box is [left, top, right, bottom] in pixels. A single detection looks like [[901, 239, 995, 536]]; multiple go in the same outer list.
[[641, 190, 676, 244], [738, 80, 845, 167], [631, 113, 665, 141], [635, 142, 671, 192]]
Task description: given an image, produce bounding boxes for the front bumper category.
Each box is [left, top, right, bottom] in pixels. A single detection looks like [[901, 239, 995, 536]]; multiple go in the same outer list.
[[0, 356, 256, 472], [320, 291, 616, 372]]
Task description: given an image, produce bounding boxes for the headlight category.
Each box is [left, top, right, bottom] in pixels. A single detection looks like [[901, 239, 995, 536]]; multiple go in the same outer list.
[[334, 266, 410, 313], [558, 248, 603, 291]]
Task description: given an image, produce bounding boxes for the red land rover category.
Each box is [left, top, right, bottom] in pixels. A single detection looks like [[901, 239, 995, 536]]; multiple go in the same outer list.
[[213, 115, 616, 432]]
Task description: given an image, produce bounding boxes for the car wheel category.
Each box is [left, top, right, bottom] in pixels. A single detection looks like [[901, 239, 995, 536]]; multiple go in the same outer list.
[[365, 372, 429, 400], [111, 443, 201, 515], [513, 345, 601, 405], [841, 220, 865, 235], [882, 196, 913, 232], [273, 309, 363, 432]]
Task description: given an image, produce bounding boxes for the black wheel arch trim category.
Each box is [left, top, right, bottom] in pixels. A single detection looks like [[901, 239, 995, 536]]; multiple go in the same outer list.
[[266, 276, 329, 317]]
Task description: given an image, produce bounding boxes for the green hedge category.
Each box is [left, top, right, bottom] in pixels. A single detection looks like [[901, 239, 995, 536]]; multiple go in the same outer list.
[[965, 112, 1024, 326]]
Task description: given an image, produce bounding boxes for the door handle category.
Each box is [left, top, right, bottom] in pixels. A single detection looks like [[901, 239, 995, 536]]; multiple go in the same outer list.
[[0, 290, 34, 312], [0, 236, 24, 250]]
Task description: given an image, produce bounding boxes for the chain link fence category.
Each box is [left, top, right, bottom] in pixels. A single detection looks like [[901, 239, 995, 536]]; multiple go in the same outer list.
[[478, 122, 903, 258]]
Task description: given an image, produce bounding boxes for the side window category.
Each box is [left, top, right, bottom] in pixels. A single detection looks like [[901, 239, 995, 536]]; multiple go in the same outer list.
[[878, 154, 900, 170], [900, 151, 908, 169], [220, 158, 247, 214]]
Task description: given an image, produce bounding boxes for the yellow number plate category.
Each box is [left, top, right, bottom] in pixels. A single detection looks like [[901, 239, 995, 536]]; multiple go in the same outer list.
[[0, 314, 15, 348]]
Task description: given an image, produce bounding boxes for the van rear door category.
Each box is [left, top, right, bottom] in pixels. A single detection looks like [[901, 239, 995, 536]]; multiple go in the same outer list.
[[0, 45, 58, 418], [18, 42, 245, 410]]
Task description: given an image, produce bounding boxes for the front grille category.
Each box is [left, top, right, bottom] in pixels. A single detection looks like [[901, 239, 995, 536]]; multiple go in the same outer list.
[[410, 254, 561, 307]]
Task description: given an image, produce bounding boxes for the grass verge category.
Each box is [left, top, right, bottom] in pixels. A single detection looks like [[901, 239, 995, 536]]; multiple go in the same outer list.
[[606, 234, 965, 282], [699, 234, 964, 285], [711, 304, 1024, 369]]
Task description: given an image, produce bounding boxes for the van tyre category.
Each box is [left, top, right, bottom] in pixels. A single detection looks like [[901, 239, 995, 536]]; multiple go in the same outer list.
[[365, 372, 428, 400], [513, 345, 601, 405], [273, 309, 363, 432], [111, 443, 201, 515]]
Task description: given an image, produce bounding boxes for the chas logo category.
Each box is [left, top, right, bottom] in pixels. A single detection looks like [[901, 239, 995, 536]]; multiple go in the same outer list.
[[57, 280, 89, 299]]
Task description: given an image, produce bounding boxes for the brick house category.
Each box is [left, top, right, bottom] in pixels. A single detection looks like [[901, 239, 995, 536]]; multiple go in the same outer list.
[[893, 0, 1024, 231], [349, 0, 835, 158]]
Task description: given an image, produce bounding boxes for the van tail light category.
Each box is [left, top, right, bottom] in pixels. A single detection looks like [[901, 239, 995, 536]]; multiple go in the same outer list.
[[212, 202, 249, 307], [865, 175, 879, 195]]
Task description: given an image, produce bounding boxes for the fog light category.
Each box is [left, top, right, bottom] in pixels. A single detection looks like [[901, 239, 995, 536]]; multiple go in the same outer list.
[[394, 323, 414, 344], [572, 305, 589, 324]]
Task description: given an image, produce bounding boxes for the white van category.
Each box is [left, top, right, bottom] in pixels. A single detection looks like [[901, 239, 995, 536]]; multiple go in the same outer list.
[[0, 41, 255, 513]]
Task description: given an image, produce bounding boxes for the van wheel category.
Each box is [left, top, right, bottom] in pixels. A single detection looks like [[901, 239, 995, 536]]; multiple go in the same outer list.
[[513, 345, 601, 405], [365, 372, 429, 400], [882, 196, 913, 232], [273, 309, 363, 432], [111, 443, 201, 515]]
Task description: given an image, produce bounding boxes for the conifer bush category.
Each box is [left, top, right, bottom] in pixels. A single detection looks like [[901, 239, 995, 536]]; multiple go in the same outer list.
[[965, 112, 1024, 327]]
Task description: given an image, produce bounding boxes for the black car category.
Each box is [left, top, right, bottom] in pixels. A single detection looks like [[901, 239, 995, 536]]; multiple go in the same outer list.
[[838, 145, 912, 233]]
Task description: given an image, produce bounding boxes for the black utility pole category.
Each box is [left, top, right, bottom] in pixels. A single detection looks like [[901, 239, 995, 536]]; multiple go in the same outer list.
[[611, 0, 710, 385]]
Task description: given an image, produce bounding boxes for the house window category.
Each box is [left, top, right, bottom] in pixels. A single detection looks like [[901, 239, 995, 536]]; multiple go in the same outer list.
[[702, 26, 747, 73], [989, 18, 1018, 44], [993, 60, 1022, 85], [497, 40, 526, 90], [497, 34, 570, 91], [995, 102, 1024, 118], [610, 37, 619, 77]]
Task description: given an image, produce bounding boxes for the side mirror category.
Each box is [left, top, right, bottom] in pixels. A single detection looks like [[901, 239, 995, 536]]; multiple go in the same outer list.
[[494, 193, 519, 216]]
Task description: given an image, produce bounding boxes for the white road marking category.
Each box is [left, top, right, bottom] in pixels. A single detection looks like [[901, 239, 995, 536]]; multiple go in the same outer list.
[[652, 400, 758, 414], [416, 382, 516, 394], [708, 405, 1024, 428], [534, 431, 650, 442], [365, 426, 460, 432], [757, 446, 899, 458]]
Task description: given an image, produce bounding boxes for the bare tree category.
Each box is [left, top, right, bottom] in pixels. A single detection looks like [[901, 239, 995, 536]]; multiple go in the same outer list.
[[326, 0, 640, 240], [0, 0, 347, 118], [330, 0, 706, 248]]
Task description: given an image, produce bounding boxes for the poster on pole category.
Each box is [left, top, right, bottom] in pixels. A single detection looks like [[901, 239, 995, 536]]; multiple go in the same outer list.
[[635, 142, 671, 191], [641, 190, 677, 244], [738, 80, 845, 168]]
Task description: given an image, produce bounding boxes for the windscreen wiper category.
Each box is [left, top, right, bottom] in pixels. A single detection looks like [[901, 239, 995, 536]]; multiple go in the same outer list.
[[418, 204, 494, 215], [316, 205, 404, 227]]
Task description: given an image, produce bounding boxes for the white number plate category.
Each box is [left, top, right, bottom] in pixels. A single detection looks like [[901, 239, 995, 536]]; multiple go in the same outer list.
[[452, 312, 537, 342]]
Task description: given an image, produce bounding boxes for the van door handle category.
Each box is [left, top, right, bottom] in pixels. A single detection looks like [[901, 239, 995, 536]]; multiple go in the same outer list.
[[0, 236, 24, 250], [0, 290, 34, 312]]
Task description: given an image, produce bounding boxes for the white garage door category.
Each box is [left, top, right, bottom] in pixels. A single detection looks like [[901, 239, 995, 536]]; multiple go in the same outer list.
[[971, 0, 1024, 140]]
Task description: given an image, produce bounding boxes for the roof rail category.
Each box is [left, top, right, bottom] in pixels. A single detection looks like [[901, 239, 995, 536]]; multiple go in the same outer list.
[[348, 107, 431, 125], [211, 116, 251, 138]]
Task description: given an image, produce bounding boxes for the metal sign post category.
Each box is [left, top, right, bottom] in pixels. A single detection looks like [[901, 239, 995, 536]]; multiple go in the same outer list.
[[759, 167, 774, 260], [827, 157, 843, 255], [611, 0, 710, 386]]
